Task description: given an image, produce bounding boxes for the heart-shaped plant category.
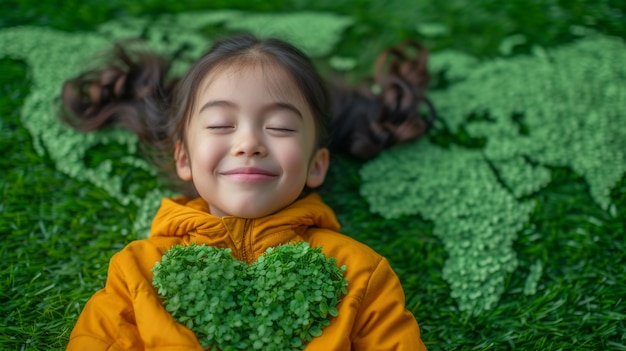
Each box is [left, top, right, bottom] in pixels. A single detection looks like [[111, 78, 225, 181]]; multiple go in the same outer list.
[[152, 242, 348, 350]]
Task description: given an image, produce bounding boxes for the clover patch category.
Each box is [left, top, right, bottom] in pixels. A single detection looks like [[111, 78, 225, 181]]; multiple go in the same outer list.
[[152, 242, 348, 350]]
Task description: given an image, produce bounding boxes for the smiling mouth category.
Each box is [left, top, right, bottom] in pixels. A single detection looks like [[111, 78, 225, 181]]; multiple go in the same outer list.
[[221, 167, 278, 182]]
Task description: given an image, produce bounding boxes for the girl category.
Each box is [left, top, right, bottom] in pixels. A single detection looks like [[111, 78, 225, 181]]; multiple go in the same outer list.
[[62, 33, 434, 350]]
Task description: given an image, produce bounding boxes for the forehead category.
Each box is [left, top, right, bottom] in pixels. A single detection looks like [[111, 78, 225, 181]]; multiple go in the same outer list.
[[198, 60, 310, 111]]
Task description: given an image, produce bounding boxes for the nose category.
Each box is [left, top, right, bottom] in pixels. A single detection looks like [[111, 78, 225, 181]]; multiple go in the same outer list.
[[231, 127, 268, 157]]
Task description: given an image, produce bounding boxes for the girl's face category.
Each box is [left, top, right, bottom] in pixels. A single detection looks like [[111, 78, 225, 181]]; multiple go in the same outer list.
[[175, 62, 329, 218]]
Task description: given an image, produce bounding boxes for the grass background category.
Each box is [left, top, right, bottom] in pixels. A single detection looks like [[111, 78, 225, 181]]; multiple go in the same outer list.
[[1, 0, 625, 350]]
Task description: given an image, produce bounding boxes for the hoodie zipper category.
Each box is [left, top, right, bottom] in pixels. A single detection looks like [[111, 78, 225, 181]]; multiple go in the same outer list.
[[240, 219, 253, 264]]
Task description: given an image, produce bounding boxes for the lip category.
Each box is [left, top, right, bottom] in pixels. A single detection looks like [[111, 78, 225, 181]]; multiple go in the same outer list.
[[220, 167, 278, 182]]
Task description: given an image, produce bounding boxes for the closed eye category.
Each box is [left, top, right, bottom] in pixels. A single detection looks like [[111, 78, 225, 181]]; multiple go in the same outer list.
[[267, 127, 297, 133], [266, 127, 298, 137], [206, 126, 235, 134]]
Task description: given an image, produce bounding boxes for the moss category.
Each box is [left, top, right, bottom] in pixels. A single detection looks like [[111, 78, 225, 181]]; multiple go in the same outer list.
[[523, 259, 543, 296], [360, 34, 626, 314], [223, 12, 353, 57], [430, 35, 626, 209], [360, 142, 534, 314]]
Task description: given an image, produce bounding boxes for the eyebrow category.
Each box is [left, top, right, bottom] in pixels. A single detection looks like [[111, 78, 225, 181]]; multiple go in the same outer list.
[[199, 100, 303, 119]]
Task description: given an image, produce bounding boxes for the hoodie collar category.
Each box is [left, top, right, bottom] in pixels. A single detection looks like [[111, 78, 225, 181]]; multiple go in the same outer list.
[[150, 193, 340, 261]]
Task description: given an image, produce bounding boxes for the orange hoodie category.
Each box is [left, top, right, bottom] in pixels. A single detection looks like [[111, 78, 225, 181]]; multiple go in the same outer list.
[[67, 193, 427, 350]]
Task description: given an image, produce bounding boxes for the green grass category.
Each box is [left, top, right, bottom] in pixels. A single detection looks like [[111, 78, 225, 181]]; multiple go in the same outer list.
[[0, 58, 136, 349], [1, 1, 625, 350]]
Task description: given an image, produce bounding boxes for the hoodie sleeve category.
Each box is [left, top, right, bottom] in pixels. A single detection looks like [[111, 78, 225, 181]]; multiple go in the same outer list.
[[66, 253, 145, 351], [66, 241, 204, 351], [351, 258, 427, 351]]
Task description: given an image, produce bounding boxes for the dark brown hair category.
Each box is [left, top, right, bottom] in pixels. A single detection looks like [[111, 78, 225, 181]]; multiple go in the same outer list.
[[60, 34, 434, 193], [329, 41, 435, 160]]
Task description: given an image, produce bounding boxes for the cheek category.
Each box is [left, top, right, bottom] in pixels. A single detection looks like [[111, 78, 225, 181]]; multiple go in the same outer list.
[[277, 142, 312, 175], [188, 137, 224, 169]]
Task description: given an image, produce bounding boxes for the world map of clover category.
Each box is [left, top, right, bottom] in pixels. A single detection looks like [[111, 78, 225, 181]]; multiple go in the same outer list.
[[1, 10, 624, 315]]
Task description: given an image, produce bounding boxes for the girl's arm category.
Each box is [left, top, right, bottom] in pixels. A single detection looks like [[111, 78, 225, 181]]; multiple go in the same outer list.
[[66, 243, 204, 351], [66, 254, 144, 351], [351, 257, 427, 350]]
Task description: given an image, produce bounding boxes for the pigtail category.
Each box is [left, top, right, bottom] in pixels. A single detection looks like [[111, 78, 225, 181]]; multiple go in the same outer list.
[[60, 41, 174, 146], [329, 41, 436, 160]]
